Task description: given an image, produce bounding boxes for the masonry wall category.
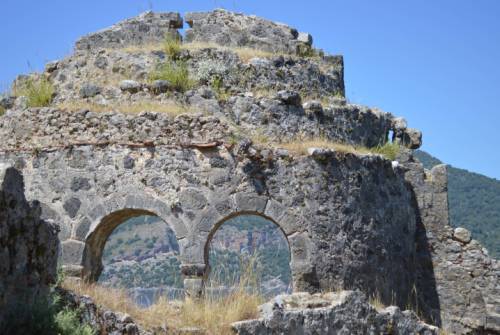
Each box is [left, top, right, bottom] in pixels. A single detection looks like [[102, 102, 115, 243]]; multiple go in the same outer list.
[[0, 137, 418, 307], [404, 155, 500, 334], [0, 165, 59, 328]]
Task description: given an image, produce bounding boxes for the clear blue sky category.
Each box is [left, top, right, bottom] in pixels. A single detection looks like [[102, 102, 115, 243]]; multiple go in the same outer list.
[[1, 0, 499, 179]]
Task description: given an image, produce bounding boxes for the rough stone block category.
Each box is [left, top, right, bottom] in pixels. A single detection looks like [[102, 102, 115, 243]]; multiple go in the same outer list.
[[454, 227, 472, 244], [73, 217, 91, 241], [233, 193, 268, 213], [60, 239, 85, 265]]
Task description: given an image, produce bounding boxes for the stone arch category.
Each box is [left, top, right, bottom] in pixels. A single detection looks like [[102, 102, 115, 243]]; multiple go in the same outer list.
[[203, 210, 291, 270], [78, 193, 188, 282], [180, 192, 316, 294]]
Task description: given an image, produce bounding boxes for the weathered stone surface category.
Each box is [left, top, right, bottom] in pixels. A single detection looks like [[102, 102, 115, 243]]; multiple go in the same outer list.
[[0, 165, 59, 328], [63, 197, 82, 218], [119, 80, 142, 93], [405, 158, 500, 334], [453, 227, 472, 243], [79, 83, 101, 98], [185, 9, 310, 55], [276, 90, 301, 106], [232, 291, 438, 335], [75, 11, 182, 51]]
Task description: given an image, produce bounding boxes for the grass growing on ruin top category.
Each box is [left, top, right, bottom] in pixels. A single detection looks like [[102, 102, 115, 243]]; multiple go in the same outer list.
[[273, 138, 401, 161], [13, 76, 54, 107], [56, 101, 191, 116], [119, 38, 286, 63]]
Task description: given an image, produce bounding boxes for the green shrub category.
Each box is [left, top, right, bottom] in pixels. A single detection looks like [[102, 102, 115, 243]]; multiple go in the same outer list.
[[163, 33, 181, 60], [55, 308, 95, 335], [149, 61, 194, 92], [13, 76, 54, 107], [0, 105, 5, 116], [371, 142, 401, 161]]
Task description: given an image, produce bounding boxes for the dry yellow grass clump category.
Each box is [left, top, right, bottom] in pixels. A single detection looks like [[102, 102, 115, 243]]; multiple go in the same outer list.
[[56, 101, 191, 116], [269, 138, 401, 161], [278, 139, 369, 156], [119, 40, 281, 63], [61, 279, 262, 335]]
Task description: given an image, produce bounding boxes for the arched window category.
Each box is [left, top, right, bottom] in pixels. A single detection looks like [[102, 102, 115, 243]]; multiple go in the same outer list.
[[85, 211, 183, 306], [206, 214, 291, 298]]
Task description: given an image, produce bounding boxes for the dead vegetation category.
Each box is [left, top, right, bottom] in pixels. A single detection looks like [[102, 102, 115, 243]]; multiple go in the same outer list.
[[259, 137, 401, 161], [62, 256, 264, 335], [118, 40, 285, 64], [62, 280, 262, 334]]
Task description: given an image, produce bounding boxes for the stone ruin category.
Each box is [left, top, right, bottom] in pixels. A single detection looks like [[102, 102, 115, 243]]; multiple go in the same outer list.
[[0, 9, 498, 334]]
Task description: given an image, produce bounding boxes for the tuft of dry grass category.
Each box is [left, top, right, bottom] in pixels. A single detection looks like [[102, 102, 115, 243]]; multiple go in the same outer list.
[[277, 138, 369, 156], [368, 292, 386, 312], [56, 101, 191, 116]]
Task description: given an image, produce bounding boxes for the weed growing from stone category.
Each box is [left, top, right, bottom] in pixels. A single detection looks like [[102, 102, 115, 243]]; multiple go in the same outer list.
[[149, 60, 195, 93], [13, 76, 54, 107], [163, 33, 182, 60]]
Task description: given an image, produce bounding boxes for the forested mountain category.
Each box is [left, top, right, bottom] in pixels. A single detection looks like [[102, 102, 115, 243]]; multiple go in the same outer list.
[[414, 150, 500, 258]]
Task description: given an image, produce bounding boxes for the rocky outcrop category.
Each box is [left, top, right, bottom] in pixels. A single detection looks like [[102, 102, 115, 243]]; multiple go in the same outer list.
[[0, 165, 59, 328], [185, 9, 312, 55], [232, 291, 438, 335]]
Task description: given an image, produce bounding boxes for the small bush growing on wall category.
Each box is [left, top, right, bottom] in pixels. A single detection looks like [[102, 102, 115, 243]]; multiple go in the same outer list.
[[13, 76, 54, 107], [163, 33, 181, 60], [149, 61, 194, 93]]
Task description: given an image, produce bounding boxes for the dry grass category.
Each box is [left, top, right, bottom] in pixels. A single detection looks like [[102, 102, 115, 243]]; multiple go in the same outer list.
[[275, 138, 401, 160], [61, 257, 264, 334], [61, 279, 262, 335], [118, 41, 283, 64], [368, 292, 386, 312], [56, 101, 191, 116], [277, 139, 370, 156], [13, 76, 54, 107]]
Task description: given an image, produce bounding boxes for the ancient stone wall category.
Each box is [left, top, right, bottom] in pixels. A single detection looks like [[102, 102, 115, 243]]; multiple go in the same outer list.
[[75, 11, 183, 51], [232, 291, 438, 335], [1, 9, 498, 334], [0, 112, 419, 305], [185, 9, 313, 55], [404, 155, 500, 334], [0, 165, 59, 328]]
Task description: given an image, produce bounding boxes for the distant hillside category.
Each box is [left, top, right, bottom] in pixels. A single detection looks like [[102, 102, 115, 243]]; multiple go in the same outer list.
[[414, 150, 500, 258]]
